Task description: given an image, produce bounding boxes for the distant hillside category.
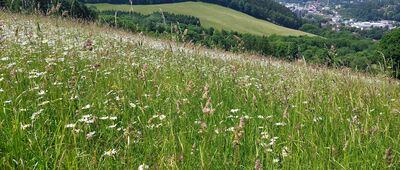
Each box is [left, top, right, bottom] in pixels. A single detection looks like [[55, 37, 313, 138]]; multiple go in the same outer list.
[[79, 0, 303, 29], [89, 2, 311, 36]]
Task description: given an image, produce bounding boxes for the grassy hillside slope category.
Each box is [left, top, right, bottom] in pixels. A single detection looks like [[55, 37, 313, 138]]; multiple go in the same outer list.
[[88, 2, 313, 36], [1, 12, 400, 169]]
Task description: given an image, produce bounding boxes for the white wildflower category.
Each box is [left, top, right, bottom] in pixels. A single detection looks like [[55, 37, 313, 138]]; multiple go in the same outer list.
[[7, 62, 16, 69], [226, 127, 235, 132], [38, 90, 46, 96], [79, 115, 96, 124], [38, 101, 50, 106], [109, 116, 117, 120], [74, 129, 82, 133], [230, 109, 240, 113], [138, 164, 149, 170], [42, 39, 48, 44], [31, 109, 44, 120], [243, 115, 251, 119], [282, 146, 289, 158], [0, 57, 9, 61], [20, 123, 31, 130], [70, 95, 78, 100], [104, 148, 117, 156], [99, 116, 109, 120], [214, 129, 220, 134], [313, 117, 323, 122], [269, 137, 279, 146], [261, 132, 269, 139], [86, 131, 96, 139], [82, 104, 91, 110], [108, 124, 117, 129], [159, 115, 166, 121], [274, 122, 286, 126], [65, 124, 76, 128], [129, 102, 137, 108]]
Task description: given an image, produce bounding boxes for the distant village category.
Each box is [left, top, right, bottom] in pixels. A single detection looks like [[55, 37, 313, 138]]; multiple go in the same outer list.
[[280, 1, 398, 31]]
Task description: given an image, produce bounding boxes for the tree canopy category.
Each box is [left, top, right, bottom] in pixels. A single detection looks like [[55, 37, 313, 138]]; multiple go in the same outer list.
[[2, 0, 97, 20], [380, 28, 400, 77]]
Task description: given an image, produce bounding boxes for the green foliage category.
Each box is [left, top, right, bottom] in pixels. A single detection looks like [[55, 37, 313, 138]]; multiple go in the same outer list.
[[2, 0, 97, 20], [339, 0, 400, 22], [342, 27, 389, 40], [99, 11, 383, 74], [380, 28, 400, 77]]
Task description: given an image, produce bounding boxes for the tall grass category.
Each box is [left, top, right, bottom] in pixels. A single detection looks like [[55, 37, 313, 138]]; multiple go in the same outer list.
[[0, 12, 400, 169]]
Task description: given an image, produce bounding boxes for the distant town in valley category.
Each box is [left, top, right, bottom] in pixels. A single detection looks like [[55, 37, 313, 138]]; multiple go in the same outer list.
[[279, 0, 399, 31]]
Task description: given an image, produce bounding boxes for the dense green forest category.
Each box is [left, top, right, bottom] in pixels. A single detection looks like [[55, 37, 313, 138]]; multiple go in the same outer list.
[[380, 28, 400, 77], [79, 0, 303, 29], [0, 0, 97, 20], [339, 0, 400, 22]]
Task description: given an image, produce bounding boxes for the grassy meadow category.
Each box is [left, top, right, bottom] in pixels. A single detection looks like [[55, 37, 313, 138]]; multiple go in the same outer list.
[[1, 12, 400, 169], [88, 2, 313, 37]]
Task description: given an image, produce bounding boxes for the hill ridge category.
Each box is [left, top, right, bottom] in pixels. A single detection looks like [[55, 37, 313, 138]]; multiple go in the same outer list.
[[80, 0, 302, 29], [88, 2, 312, 36]]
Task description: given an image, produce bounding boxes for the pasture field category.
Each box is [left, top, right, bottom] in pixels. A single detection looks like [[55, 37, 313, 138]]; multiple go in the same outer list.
[[0, 12, 399, 169], [88, 2, 313, 36]]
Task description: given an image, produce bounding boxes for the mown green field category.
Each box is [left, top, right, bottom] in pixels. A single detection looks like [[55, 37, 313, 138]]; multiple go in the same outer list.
[[88, 2, 313, 36], [1, 12, 400, 169]]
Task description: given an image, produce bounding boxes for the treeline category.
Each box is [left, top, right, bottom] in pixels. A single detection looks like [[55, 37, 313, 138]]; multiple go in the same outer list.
[[100, 11, 200, 33], [99, 11, 384, 73], [300, 23, 389, 40], [79, 0, 303, 29], [0, 0, 97, 20]]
